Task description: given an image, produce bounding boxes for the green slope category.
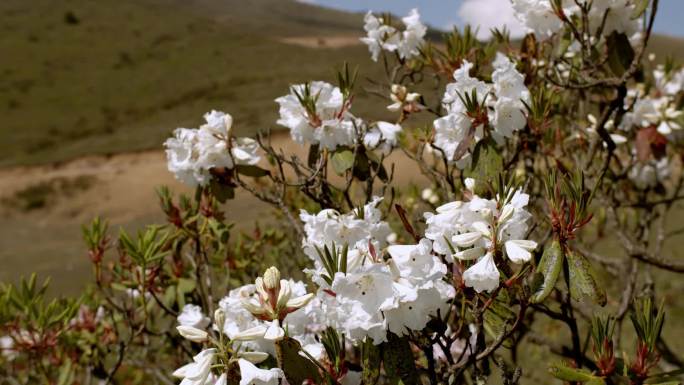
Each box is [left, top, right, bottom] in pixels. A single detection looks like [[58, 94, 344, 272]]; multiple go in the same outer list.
[[0, 0, 388, 167]]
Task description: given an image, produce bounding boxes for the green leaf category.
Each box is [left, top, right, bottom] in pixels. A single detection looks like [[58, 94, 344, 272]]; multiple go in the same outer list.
[[236, 165, 269, 178], [307, 143, 320, 168], [209, 180, 235, 203], [484, 301, 516, 347], [331, 150, 355, 175], [464, 138, 503, 193], [382, 333, 418, 385], [631, 0, 650, 19], [531, 240, 564, 303], [57, 360, 74, 385], [177, 278, 196, 294], [275, 337, 322, 385], [567, 250, 607, 306], [352, 151, 372, 181], [361, 338, 381, 385], [548, 362, 601, 382], [606, 32, 635, 76]]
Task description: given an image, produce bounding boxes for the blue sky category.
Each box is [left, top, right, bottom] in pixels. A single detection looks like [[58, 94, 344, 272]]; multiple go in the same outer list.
[[301, 0, 684, 38]]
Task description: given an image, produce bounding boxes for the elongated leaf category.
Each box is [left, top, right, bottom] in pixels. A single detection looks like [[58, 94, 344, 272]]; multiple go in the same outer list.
[[361, 338, 381, 385], [275, 337, 322, 385], [606, 32, 635, 76], [308, 143, 320, 168], [531, 240, 564, 303], [464, 138, 503, 194], [236, 165, 270, 178], [548, 362, 601, 382], [210, 180, 235, 203], [382, 333, 418, 385], [331, 150, 355, 175], [353, 151, 371, 181], [567, 250, 607, 306], [484, 300, 516, 347]]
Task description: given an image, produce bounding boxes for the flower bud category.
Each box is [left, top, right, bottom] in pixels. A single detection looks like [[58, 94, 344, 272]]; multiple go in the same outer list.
[[263, 267, 281, 290], [214, 308, 226, 330], [177, 325, 208, 343]]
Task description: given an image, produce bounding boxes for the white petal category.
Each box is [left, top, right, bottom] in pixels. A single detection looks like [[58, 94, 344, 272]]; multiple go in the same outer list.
[[176, 325, 208, 343], [471, 221, 492, 238], [238, 351, 270, 364], [452, 232, 482, 247], [263, 320, 285, 341], [232, 325, 267, 341], [285, 293, 314, 309], [504, 240, 537, 263], [454, 247, 485, 261]]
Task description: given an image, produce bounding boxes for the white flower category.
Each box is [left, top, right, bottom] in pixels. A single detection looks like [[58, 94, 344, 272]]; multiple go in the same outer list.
[[361, 9, 425, 62], [164, 111, 261, 186], [433, 60, 493, 162], [363, 121, 402, 152], [388, 84, 424, 113], [300, 197, 391, 282], [238, 358, 284, 385], [512, 0, 565, 38], [388, 239, 447, 287], [178, 304, 210, 329], [589, 0, 640, 37], [164, 128, 205, 187], [173, 349, 216, 385], [629, 157, 670, 190], [492, 97, 527, 137], [0, 336, 15, 360], [397, 9, 427, 60], [360, 12, 400, 62], [275, 81, 356, 150], [463, 252, 500, 293]]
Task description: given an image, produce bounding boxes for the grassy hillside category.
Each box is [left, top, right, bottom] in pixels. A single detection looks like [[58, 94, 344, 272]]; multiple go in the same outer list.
[[0, 0, 390, 167], [1, 0, 682, 167]]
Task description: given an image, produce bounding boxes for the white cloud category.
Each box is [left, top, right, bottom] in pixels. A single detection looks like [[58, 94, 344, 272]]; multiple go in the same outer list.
[[458, 0, 526, 41]]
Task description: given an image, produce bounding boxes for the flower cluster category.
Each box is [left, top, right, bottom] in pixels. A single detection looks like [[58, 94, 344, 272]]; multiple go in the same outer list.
[[512, 0, 640, 40], [433, 53, 530, 163], [275, 81, 358, 150], [299, 198, 454, 344], [361, 9, 426, 62], [164, 111, 260, 186], [173, 268, 316, 385], [424, 183, 537, 293]]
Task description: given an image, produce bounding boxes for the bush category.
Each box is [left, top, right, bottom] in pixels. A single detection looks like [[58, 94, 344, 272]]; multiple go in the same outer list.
[[2, 1, 684, 384]]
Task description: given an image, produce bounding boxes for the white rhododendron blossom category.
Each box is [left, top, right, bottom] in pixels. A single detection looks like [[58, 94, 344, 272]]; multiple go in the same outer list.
[[298, 200, 455, 344], [424, 188, 537, 292], [433, 53, 530, 163], [237, 358, 284, 385], [172, 349, 217, 385], [511, 0, 566, 38], [512, 0, 640, 40], [275, 81, 358, 150], [177, 304, 210, 329], [361, 9, 426, 62], [620, 67, 684, 135], [629, 157, 670, 190], [387, 84, 424, 113], [363, 121, 402, 153], [164, 110, 260, 186]]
